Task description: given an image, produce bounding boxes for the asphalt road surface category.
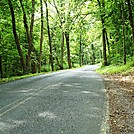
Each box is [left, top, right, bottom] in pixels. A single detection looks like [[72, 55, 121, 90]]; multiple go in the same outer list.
[[0, 65, 109, 134]]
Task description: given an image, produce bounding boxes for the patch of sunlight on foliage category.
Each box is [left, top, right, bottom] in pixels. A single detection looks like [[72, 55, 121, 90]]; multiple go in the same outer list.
[[96, 61, 134, 75]]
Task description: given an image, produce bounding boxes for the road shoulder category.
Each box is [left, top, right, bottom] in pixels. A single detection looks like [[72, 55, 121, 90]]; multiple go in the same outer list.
[[102, 74, 134, 133]]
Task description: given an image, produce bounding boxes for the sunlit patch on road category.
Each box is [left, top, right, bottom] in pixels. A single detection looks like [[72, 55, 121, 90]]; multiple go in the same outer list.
[[81, 91, 92, 94], [38, 111, 57, 119], [0, 120, 25, 131], [0, 122, 13, 131], [63, 84, 82, 88]]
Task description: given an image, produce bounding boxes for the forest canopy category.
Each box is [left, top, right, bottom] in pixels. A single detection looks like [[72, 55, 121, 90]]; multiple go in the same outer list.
[[0, 0, 134, 78]]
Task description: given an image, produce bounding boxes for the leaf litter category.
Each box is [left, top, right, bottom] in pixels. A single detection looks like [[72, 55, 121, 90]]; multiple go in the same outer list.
[[102, 73, 134, 134]]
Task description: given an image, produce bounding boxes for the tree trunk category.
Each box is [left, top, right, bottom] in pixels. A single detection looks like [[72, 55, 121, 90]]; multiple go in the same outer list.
[[102, 28, 107, 66], [121, 1, 126, 64], [30, 0, 35, 41], [60, 32, 64, 70], [19, 0, 35, 73], [91, 44, 95, 64], [30, 0, 36, 73], [97, 0, 107, 66], [105, 31, 110, 55], [79, 33, 82, 67], [65, 32, 72, 69], [45, 1, 54, 71], [52, 0, 64, 70], [8, 0, 26, 74], [39, 0, 44, 73], [127, 0, 134, 49]]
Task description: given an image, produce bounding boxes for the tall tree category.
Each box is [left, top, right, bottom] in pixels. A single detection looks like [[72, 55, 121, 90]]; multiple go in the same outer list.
[[60, 32, 64, 69], [19, 0, 35, 73], [65, 31, 72, 68], [8, 0, 26, 73], [45, 0, 54, 71], [39, 0, 44, 72], [127, 0, 134, 50], [53, 0, 65, 69], [97, 0, 107, 66], [121, 1, 126, 64]]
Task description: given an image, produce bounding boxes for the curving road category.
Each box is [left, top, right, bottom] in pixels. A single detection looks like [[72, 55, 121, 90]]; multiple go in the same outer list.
[[0, 65, 109, 134]]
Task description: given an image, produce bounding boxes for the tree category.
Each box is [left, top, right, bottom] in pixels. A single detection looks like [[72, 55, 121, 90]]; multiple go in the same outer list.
[[127, 0, 134, 50], [38, 0, 44, 72], [121, 0, 126, 64], [8, 0, 26, 73], [19, 0, 35, 73], [45, 0, 54, 71], [1, 0, 134, 79], [97, 0, 107, 66]]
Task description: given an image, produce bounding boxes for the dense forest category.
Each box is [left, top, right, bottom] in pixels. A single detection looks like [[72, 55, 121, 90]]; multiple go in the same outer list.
[[0, 0, 134, 78]]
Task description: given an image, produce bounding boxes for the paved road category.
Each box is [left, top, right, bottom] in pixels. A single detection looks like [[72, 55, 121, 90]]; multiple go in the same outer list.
[[0, 65, 109, 134]]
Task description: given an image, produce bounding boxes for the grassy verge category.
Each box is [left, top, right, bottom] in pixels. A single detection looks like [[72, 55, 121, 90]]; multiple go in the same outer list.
[[0, 72, 47, 84], [0, 65, 80, 84], [96, 62, 134, 75]]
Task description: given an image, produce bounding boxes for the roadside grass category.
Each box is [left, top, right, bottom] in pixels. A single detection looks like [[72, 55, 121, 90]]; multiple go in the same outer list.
[[1, 62, 133, 84], [96, 61, 134, 75], [0, 72, 46, 84], [0, 65, 80, 84]]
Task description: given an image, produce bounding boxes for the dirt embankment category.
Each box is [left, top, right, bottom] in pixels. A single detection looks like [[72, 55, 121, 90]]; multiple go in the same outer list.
[[103, 73, 134, 134]]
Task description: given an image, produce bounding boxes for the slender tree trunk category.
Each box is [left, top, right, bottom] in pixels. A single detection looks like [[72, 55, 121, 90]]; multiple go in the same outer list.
[[8, 0, 26, 74], [20, 0, 31, 73], [45, 1, 54, 71], [39, 0, 44, 73], [127, 0, 134, 49], [105, 31, 110, 55], [79, 33, 82, 67], [19, 0, 35, 73], [97, 0, 107, 66], [91, 44, 95, 64], [30, 0, 35, 41], [60, 32, 64, 70], [30, 0, 36, 73], [102, 28, 107, 66], [121, 1, 126, 64], [65, 32, 72, 69], [53, 0, 64, 70]]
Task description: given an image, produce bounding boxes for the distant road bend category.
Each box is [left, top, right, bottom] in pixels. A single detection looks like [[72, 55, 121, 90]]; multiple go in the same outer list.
[[0, 65, 109, 134]]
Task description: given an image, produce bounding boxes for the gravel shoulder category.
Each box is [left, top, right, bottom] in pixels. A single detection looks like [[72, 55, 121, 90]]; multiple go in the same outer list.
[[102, 73, 134, 134]]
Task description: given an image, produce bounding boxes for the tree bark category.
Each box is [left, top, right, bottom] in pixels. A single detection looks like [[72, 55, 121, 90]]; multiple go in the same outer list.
[[45, 1, 54, 71], [19, 0, 35, 73], [65, 32, 72, 69], [121, 1, 126, 64], [60, 32, 64, 69], [79, 33, 82, 67], [8, 0, 26, 74], [105, 31, 110, 55], [30, 0, 35, 41], [127, 0, 134, 51], [97, 0, 107, 66], [39, 0, 44, 73], [53, 0, 64, 70], [30, 0, 36, 73], [91, 44, 95, 64]]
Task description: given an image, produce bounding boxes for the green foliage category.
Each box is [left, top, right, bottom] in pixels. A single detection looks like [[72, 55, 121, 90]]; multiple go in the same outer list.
[[0, 0, 134, 79], [97, 60, 134, 75]]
